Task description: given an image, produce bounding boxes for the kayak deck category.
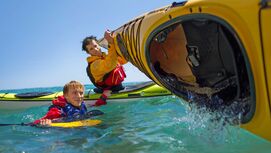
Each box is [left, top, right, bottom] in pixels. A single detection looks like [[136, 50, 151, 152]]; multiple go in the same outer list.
[[0, 81, 171, 110]]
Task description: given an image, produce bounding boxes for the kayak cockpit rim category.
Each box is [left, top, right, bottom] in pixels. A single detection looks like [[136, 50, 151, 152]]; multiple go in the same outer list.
[[145, 14, 255, 124]]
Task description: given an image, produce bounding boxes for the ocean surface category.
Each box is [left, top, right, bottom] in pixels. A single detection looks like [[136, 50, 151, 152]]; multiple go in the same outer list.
[[0, 83, 270, 153]]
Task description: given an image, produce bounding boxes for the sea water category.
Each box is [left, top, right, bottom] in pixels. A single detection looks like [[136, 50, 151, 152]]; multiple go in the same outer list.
[[0, 84, 270, 153]]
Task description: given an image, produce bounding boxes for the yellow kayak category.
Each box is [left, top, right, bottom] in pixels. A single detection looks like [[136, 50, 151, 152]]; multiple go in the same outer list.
[[0, 81, 171, 110], [107, 0, 271, 141], [0, 110, 103, 128], [50, 119, 102, 128]]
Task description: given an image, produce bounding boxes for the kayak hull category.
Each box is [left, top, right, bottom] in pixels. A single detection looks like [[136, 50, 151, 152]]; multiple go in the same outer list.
[[0, 82, 171, 110], [110, 0, 271, 141], [50, 119, 102, 128]]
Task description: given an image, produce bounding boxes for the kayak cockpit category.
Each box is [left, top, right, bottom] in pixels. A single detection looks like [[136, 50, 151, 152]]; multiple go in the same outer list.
[[147, 17, 255, 123]]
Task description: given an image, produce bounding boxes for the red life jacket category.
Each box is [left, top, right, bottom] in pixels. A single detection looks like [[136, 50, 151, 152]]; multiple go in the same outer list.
[[86, 63, 126, 89], [33, 96, 67, 124]]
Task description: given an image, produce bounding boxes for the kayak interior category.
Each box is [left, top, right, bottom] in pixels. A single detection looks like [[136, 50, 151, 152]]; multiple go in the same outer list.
[[147, 15, 255, 124]]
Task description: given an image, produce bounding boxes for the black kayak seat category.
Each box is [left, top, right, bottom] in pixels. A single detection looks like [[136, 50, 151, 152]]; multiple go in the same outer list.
[[15, 92, 54, 98], [93, 83, 125, 93]]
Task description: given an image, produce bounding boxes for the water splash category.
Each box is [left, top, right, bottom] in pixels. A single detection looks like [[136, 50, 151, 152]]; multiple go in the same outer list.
[[174, 94, 250, 144]]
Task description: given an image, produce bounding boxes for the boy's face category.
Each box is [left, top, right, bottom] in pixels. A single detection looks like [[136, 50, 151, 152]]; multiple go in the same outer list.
[[86, 39, 103, 57], [64, 87, 84, 107]]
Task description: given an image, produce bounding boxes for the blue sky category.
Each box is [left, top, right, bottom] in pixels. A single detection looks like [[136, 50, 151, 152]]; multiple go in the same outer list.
[[0, 0, 174, 90]]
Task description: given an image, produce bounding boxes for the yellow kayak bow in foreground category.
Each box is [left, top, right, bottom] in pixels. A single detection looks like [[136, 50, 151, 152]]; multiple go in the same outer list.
[[106, 0, 271, 141]]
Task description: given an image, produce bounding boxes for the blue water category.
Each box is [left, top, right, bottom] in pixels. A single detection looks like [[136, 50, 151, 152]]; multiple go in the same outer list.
[[0, 84, 270, 153]]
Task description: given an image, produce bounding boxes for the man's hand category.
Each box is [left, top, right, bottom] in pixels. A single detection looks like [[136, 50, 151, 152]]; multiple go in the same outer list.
[[92, 90, 112, 107], [104, 30, 114, 44]]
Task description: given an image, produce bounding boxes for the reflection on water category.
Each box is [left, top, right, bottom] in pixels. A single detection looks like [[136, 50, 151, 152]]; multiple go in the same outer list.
[[0, 95, 270, 153]]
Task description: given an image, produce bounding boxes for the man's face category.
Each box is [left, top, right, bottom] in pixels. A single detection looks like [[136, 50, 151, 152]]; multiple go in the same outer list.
[[64, 87, 84, 107], [86, 39, 103, 57]]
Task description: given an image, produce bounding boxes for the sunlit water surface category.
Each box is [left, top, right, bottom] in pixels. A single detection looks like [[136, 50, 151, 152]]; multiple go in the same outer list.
[[0, 84, 270, 153]]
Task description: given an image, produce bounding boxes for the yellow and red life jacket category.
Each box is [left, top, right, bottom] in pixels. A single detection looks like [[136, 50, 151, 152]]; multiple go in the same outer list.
[[86, 63, 126, 90]]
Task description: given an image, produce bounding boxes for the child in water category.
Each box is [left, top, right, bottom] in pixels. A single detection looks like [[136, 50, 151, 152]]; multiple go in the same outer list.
[[34, 80, 110, 126]]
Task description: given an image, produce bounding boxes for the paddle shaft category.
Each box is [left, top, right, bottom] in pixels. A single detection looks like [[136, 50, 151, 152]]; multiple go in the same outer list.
[[0, 123, 33, 126]]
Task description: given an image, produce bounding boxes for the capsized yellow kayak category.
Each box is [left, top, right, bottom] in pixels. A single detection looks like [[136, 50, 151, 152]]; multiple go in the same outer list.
[[108, 0, 271, 141]]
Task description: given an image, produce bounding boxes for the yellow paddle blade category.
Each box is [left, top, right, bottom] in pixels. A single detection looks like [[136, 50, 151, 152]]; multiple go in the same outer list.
[[50, 119, 102, 128]]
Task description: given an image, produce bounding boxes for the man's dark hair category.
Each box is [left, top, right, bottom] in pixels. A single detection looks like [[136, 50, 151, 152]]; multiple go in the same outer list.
[[82, 35, 97, 51]]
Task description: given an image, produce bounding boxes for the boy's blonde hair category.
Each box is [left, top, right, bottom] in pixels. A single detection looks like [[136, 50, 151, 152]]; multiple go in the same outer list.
[[63, 80, 85, 94]]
